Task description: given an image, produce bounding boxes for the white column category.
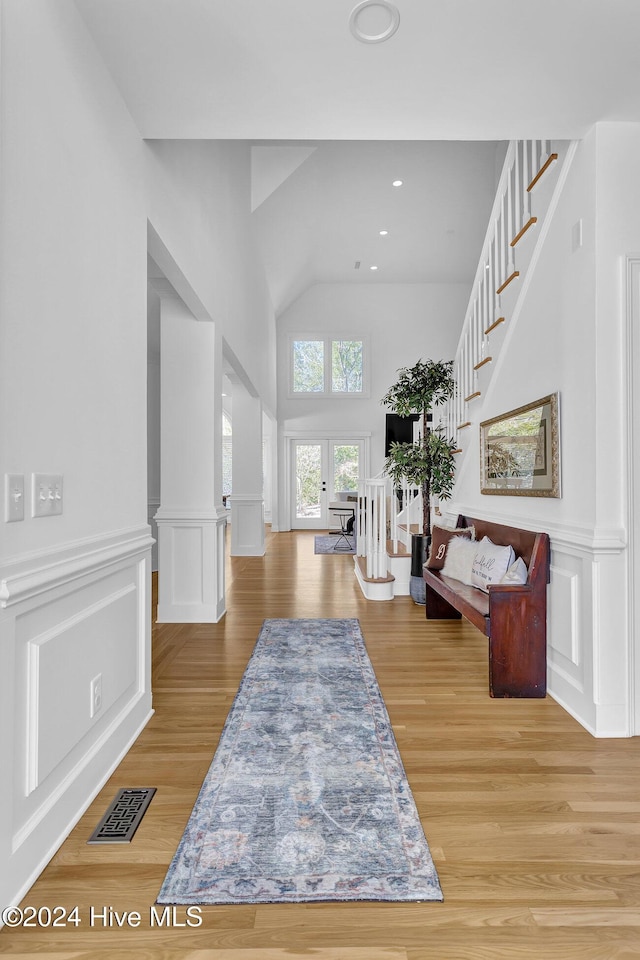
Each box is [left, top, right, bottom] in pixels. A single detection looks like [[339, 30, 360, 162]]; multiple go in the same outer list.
[[154, 290, 227, 623], [230, 383, 265, 556]]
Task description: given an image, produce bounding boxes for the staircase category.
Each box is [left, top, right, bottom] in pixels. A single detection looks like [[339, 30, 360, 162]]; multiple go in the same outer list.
[[354, 476, 422, 600], [355, 139, 577, 601], [439, 139, 577, 461]]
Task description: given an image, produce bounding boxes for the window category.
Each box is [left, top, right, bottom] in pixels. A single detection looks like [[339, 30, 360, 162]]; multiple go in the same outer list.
[[290, 336, 367, 396], [292, 340, 324, 393], [332, 340, 363, 393]]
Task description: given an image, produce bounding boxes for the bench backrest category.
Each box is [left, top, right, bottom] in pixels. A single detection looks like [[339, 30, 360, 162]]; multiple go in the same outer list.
[[457, 514, 550, 585]]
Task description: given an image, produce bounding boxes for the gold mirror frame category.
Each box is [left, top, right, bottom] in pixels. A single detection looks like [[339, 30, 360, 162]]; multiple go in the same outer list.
[[480, 393, 560, 497]]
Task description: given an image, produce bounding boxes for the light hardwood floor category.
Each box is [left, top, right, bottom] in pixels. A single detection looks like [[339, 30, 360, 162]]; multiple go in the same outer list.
[[3, 528, 640, 959]]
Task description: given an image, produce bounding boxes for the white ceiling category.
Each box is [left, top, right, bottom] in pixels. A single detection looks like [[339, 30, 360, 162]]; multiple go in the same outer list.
[[75, 0, 640, 140], [80, 0, 640, 313], [251, 140, 504, 313]]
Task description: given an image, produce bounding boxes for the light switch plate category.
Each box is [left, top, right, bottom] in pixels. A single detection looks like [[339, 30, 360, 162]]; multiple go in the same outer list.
[[5, 474, 24, 522], [32, 474, 63, 517]]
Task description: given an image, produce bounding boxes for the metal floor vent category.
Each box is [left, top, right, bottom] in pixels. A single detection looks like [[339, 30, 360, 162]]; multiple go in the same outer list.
[[88, 788, 156, 844]]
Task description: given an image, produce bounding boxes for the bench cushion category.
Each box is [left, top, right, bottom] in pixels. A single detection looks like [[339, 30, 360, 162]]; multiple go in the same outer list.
[[425, 524, 473, 570], [470, 537, 515, 591], [440, 536, 478, 584]]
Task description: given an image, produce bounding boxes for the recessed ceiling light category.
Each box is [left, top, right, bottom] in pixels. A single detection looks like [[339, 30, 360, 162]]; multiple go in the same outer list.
[[370, 265, 378, 271], [392, 179, 403, 187], [349, 1, 400, 44], [379, 230, 389, 236]]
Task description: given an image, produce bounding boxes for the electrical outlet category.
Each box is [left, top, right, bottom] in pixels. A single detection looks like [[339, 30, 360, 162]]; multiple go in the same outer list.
[[32, 474, 63, 517], [4, 474, 24, 522], [90, 674, 102, 718]]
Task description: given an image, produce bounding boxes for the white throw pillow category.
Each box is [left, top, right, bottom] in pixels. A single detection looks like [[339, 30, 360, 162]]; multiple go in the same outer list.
[[471, 536, 516, 592], [441, 536, 478, 585], [501, 556, 529, 585]]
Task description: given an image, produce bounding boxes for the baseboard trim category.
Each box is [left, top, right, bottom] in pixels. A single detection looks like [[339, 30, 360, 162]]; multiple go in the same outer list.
[[4, 704, 154, 916]]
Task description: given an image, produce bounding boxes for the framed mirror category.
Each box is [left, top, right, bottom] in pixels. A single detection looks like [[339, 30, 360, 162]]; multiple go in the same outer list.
[[480, 393, 560, 497]]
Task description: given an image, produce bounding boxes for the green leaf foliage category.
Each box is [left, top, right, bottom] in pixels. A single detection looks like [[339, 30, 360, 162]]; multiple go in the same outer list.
[[384, 430, 457, 500], [381, 359, 454, 417], [381, 358, 456, 537]]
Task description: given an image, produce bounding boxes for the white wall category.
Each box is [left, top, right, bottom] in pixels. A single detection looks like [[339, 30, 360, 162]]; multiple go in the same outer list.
[[0, 0, 152, 909], [447, 125, 640, 736], [145, 140, 277, 415], [147, 287, 161, 571], [277, 282, 469, 527]]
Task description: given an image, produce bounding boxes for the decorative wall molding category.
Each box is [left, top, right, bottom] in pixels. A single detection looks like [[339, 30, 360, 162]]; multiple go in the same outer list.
[[17, 689, 150, 848], [0, 526, 154, 609], [154, 507, 227, 523], [625, 254, 640, 735], [10, 704, 153, 901], [229, 496, 265, 557], [156, 513, 227, 622], [449, 503, 626, 553], [445, 501, 630, 736], [1, 528, 153, 909], [25, 583, 137, 796]]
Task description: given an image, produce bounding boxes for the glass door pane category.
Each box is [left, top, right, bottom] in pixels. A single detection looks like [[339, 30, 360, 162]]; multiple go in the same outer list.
[[332, 443, 360, 496], [294, 443, 326, 526], [291, 438, 365, 529]]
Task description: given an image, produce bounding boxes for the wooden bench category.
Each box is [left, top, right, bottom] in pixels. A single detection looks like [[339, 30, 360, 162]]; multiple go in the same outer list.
[[422, 514, 550, 698]]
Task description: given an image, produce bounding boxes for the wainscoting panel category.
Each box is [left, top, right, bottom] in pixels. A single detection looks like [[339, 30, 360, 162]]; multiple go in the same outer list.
[[452, 502, 630, 737], [548, 552, 583, 678], [230, 496, 265, 556], [155, 511, 227, 622], [24, 580, 138, 795], [172, 525, 204, 604], [0, 526, 153, 909]]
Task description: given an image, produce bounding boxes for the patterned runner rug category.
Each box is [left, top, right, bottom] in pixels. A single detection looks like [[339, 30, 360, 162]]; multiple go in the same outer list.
[[157, 618, 443, 904]]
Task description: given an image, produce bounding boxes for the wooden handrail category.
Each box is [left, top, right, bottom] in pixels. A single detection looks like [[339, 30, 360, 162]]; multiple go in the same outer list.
[[473, 356, 492, 370], [496, 271, 519, 295], [464, 391, 481, 402], [527, 153, 558, 193], [457, 421, 471, 429], [485, 317, 505, 335], [511, 216, 537, 247]]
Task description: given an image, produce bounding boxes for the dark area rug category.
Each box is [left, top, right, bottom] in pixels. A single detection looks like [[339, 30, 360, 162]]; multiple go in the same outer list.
[[314, 534, 355, 555]]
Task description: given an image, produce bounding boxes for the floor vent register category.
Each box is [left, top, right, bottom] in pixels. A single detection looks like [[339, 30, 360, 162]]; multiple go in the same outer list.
[[88, 787, 156, 844]]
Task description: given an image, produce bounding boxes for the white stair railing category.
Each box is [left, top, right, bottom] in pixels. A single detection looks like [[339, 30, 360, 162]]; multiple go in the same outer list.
[[390, 479, 419, 553], [357, 478, 388, 579], [357, 474, 422, 581], [441, 139, 574, 452]]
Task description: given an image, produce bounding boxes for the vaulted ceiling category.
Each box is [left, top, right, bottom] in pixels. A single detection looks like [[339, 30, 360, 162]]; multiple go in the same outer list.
[[76, 0, 640, 314], [250, 140, 505, 314]]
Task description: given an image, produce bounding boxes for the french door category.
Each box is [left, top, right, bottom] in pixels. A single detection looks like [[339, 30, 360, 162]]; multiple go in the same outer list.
[[291, 438, 364, 529]]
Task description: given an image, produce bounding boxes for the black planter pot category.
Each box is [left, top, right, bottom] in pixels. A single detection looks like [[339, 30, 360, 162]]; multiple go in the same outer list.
[[410, 533, 430, 576], [410, 533, 430, 605]]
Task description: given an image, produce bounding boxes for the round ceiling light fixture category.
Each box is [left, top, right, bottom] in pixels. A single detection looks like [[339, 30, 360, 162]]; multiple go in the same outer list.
[[349, 1, 401, 44]]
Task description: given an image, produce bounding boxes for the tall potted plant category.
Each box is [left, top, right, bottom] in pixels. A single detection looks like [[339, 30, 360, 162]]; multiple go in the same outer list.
[[382, 359, 457, 602]]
